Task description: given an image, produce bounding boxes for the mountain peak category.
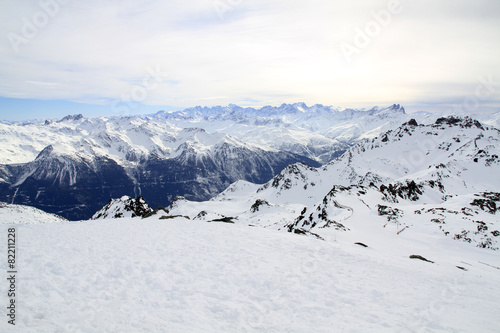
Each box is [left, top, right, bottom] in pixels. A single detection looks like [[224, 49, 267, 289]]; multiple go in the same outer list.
[[92, 196, 153, 220], [59, 114, 84, 122], [389, 104, 405, 114], [35, 145, 54, 160]]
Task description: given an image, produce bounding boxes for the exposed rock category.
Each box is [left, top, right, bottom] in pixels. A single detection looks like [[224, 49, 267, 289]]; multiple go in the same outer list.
[[250, 199, 270, 213], [92, 196, 153, 220], [409, 255, 434, 263]]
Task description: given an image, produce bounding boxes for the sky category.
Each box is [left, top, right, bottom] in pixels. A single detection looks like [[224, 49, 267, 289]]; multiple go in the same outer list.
[[0, 0, 499, 121]]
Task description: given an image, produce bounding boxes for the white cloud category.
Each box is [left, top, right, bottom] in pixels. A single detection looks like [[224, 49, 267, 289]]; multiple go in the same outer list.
[[0, 0, 499, 112]]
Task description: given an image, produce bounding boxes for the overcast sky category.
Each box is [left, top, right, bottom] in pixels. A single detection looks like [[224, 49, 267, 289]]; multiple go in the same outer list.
[[0, 0, 499, 120]]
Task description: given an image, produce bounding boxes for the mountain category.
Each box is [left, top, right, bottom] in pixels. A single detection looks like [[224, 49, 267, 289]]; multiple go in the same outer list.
[[0, 132, 318, 220], [0, 143, 135, 220], [158, 116, 500, 250], [0, 103, 422, 220]]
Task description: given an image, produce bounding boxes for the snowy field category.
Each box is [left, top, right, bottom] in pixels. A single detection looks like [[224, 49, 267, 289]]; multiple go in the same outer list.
[[1, 216, 499, 332]]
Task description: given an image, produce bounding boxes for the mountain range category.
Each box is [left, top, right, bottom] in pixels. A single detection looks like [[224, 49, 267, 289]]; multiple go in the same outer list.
[[2, 109, 500, 331], [96, 116, 500, 250], [0, 103, 432, 220]]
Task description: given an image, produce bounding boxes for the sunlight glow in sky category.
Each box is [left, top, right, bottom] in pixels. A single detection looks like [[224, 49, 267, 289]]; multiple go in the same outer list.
[[0, 0, 499, 120]]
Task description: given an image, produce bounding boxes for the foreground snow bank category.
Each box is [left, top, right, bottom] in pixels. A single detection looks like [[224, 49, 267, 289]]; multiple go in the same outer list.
[[1, 217, 499, 332], [0, 202, 66, 225]]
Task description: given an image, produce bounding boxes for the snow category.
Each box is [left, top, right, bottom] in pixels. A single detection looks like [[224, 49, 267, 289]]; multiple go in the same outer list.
[[0, 202, 67, 224], [0, 113, 499, 331], [1, 217, 499, 332], [0, 103, 430, 166]]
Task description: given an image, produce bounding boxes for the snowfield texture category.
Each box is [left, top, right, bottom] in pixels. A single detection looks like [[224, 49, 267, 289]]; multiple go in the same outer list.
[[1, 217, 499, 332]]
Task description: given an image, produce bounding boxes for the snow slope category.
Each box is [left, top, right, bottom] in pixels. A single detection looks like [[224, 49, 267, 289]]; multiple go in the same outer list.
[[0, 201, 67, 224], [1, 216, 499, 332]]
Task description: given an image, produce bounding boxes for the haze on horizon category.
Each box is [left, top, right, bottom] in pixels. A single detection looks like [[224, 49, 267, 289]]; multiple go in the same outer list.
[[0, 0, 499, 121]]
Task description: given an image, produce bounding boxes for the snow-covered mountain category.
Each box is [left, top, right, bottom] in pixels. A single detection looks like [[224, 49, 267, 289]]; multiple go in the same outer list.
[[152, 103, 420, 161], [0, 103, 424, 220], [0, 103, 414, 165], [155, 116, 500, 250]]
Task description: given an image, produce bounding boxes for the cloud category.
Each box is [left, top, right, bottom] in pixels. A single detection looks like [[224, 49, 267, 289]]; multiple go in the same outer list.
[[0, 0, 499, 115]]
